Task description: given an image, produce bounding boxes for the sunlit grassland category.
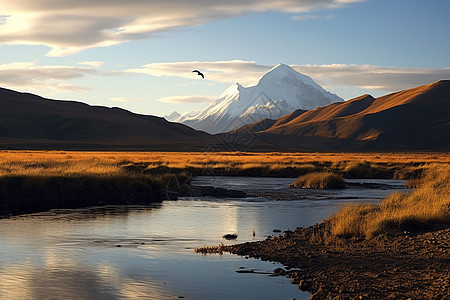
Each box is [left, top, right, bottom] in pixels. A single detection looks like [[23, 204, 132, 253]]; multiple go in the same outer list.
[[0, 151, 448, 178], [1, 151, 448, 233], [329, 164, 450, 237]]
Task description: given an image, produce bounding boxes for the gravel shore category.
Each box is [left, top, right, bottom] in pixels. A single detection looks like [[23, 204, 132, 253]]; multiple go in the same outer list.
[[217, 222, 450, 299]]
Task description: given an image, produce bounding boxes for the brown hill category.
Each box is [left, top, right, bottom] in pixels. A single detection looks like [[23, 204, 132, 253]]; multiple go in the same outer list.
[[220, 80, 450, 151], [0, 87, 211, 150]]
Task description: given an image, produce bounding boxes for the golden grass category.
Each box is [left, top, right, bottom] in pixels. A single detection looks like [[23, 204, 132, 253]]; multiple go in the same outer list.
[[290, 172, 345, 189], [195, 244, 226, 255], [0, 150, 447, 178], [0, 150, 448, 222], [329, 164, 450, 238]]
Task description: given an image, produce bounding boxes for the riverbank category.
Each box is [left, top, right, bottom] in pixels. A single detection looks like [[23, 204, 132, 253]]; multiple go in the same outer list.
[[196, 165, 450, 299], [221, 222, 449, 299], [1, 150, 440, 217], [0, 173, 248, 217]]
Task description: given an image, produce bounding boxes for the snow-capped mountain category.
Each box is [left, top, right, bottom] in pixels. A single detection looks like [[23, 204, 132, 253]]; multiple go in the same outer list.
[[174, 63, 343, 134], [164, 111, 181, 122]]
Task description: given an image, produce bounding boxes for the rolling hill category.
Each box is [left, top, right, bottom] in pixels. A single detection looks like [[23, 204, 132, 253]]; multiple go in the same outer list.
[[0, 87, 211, 150], [218, 80, 450, 151]]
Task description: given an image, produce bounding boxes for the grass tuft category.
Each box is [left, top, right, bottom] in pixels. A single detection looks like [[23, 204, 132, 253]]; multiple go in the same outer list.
[[290, 172, 345, 189]]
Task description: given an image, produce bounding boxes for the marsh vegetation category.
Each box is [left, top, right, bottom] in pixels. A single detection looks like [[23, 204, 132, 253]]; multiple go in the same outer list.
[[0, 150, 448, 218], [0, 151, 446, 177], [290, 172, 345, 189], [330, 164, 450, 237]]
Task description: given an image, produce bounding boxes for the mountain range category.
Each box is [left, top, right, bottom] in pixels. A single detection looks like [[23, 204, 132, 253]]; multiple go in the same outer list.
[[171, 64, 343, 134], [0, 80, 448, 151], [218, 80, 450, 151]]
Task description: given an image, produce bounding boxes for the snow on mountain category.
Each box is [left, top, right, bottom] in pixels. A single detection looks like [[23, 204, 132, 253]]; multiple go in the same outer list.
[[175, 63, 343, 134], [164, 111, 181, 122]]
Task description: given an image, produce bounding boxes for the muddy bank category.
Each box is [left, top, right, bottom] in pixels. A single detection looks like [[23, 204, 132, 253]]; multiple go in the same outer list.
[[166, 185, 247, 200], [208, 223, 450, 299], [0, 175, 164, 217], [0, 174, 246, 217]]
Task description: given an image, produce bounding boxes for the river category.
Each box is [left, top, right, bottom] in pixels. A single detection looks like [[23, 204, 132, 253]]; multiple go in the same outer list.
[[0, 177, 407, 299]]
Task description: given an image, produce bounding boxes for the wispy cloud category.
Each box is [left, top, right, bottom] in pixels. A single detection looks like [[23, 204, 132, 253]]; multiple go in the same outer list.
[[79, 61, 104, 68], [0, 62, 98, 91], [292, 64, 450, 91], [126, 60, 269, 85], [0, 0, 364, 56], [291, 14, 334, 21], [128, 60, 450, 92], [157, 95, 215, 104]]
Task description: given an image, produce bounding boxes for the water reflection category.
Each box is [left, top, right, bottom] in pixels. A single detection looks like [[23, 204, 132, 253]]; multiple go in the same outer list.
[[0, 263, 174, 299], [0, 204, 308, 299], [0, 177, 405, 299]]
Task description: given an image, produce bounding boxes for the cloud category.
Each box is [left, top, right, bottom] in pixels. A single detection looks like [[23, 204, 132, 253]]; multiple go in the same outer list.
[[127, 60, 269, 85], [0, 0, 364, 56], [128, 60, 450, 92], [79, 61, 104, 68], [157, 95, 215, 104], [291, 64, 450, 91], [0, 62, 98, 91], [291, 14, 334, 21]]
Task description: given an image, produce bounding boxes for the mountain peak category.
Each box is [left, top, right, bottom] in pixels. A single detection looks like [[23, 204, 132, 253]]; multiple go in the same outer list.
[[164, 111, 181, 122], [255, 63, 321, 90], [273, 63, 291, 70], [264, 63, 296, 76], [177, 64, 343, 134]]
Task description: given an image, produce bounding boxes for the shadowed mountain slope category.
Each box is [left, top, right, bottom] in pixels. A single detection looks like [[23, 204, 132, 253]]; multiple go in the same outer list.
[[0, 87, 211, 150], [220, 81, 450, 151]]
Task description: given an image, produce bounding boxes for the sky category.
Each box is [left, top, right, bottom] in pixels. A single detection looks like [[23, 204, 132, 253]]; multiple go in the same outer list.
[[0, 0, 449, 117]]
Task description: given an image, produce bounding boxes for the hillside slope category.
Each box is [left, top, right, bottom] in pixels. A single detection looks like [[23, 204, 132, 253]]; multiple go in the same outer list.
[[0, 87, 211, 150], [220, 80, 450, 151]]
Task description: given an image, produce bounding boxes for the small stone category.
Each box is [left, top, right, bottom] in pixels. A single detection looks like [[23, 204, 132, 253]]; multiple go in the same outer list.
[[298, 280, 312, 290], [274, 268, 286, 276]]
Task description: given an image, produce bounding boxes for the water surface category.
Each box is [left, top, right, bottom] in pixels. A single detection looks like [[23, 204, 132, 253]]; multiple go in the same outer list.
[[0, 176, 406, 299]]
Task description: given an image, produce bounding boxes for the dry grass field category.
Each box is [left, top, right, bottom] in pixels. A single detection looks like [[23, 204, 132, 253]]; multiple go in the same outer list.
[[330, 163, 450, 237], [1, 151, 448, 227], [0, 150, 448, 178]]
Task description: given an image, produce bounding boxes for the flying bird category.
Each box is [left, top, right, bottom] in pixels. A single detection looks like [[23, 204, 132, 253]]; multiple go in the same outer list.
[[192, 70, 204, 79]]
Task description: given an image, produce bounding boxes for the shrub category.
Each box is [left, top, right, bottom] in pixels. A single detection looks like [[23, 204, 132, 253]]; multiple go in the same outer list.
[[290, 172, 345, 189]]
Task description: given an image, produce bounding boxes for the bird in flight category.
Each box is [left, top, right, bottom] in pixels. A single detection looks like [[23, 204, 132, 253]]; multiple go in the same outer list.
[[192, 70, 204, 79]]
